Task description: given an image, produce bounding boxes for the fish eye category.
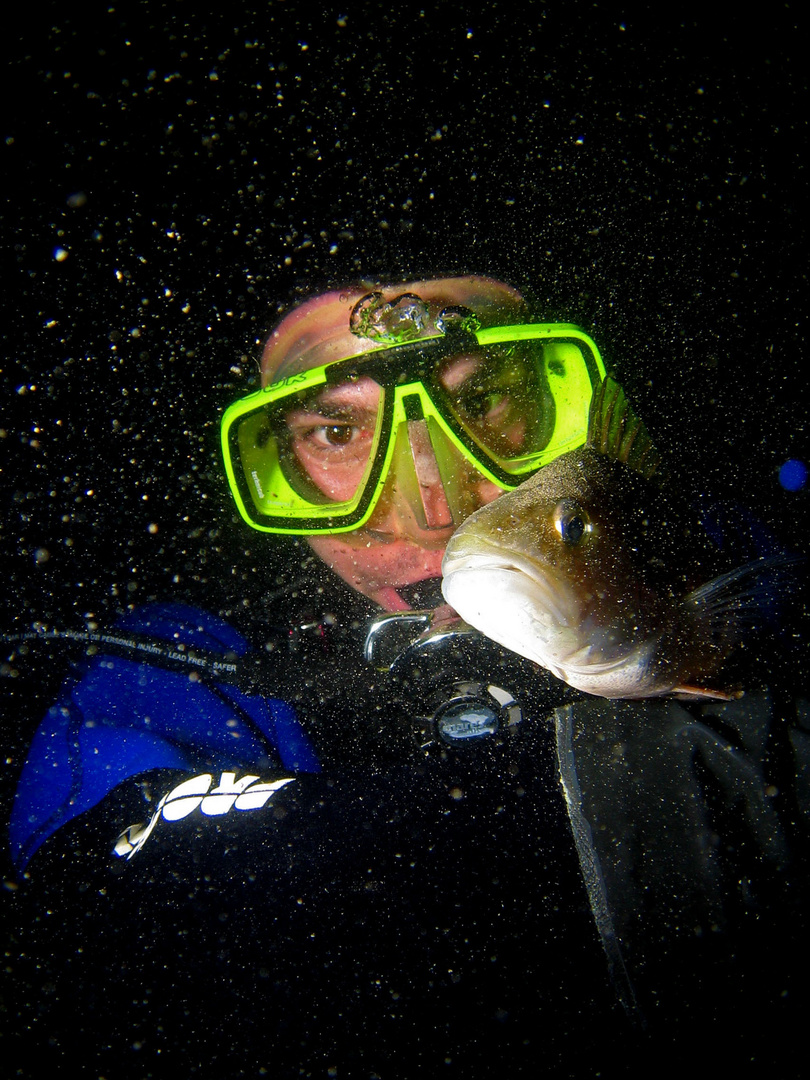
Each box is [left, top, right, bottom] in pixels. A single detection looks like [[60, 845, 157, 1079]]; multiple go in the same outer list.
[[553, 500, 589, 546]]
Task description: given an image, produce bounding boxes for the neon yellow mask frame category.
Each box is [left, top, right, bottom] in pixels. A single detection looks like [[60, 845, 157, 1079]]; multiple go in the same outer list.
[[220, 323, 606, 534]]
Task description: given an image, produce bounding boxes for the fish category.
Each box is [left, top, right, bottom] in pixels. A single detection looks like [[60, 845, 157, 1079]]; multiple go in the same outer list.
[[441, 377, 797, 700]]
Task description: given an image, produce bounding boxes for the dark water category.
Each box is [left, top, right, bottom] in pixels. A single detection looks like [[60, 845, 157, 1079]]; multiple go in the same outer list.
[[1, 1, 808, 1074]]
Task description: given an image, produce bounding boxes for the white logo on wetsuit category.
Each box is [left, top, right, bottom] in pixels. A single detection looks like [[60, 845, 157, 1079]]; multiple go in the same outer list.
[[114, 771, 295, 860]]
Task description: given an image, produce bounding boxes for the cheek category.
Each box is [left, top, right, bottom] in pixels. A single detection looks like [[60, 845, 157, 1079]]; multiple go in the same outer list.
[[306, 534, 387, 586], [306, 533, 351, 568], [290, 440, 373, 503], [478, 481, 505, 507]]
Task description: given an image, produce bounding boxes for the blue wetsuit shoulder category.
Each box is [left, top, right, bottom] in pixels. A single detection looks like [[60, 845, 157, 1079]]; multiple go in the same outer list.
[[9, 602, 319, 871]]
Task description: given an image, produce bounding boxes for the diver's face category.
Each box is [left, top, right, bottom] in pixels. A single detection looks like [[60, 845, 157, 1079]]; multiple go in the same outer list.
[[298, 349, 549, 611]]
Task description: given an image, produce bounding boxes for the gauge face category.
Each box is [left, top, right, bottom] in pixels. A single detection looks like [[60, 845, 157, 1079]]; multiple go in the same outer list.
[[436, 700, 501, 742]]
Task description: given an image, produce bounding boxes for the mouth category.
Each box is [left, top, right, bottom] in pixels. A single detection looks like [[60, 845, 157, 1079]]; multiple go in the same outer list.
[[361, 526, 455, 550], [394, 576, 446, 610]]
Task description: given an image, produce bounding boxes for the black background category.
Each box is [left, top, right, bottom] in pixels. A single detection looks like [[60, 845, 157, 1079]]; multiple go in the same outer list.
[[1, 2, 807, 730]]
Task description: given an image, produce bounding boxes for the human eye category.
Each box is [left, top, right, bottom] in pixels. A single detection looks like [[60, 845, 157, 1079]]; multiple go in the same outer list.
[[285, 405, 376, 460], [443, 349, 530, 421], [456, 386, 513, 424], [300, 419, 364, 450], [444, 349, 547, 458], [451, 367, 527, 432]]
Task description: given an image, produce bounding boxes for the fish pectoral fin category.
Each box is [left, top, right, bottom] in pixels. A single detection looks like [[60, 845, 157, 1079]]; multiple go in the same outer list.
[[683, 553, 806, 635], [672, 684, 743, 701]]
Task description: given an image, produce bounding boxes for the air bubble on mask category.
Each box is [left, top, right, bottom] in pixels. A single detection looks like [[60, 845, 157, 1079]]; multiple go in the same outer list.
[[349, 291, 430, 343], [436, 306, 481, 336]]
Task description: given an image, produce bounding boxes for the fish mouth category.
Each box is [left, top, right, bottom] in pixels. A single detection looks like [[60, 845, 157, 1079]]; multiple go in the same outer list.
[[443, 536, 578, 628], [441, 534, 651, 686], [441, 535, 582, 668]]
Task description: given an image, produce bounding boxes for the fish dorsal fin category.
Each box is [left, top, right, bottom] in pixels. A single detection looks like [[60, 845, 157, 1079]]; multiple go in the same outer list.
[[588, 376, 661, 480]]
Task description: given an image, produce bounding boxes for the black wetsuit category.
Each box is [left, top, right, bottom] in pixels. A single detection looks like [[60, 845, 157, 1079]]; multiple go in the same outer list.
[[3, 594, 809, 1079]]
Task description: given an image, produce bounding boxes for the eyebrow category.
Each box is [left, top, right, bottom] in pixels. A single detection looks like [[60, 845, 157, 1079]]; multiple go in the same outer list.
[[438, 353, 485, 391], [287, 400, 375, 423], [293, 377, 382, 414]]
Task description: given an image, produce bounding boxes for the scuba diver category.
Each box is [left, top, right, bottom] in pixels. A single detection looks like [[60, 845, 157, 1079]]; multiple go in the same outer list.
[[4, 277, 807, 1078]]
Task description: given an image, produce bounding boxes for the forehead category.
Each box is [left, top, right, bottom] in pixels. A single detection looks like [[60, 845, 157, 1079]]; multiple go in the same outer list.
[[293, 344, 533, 412]]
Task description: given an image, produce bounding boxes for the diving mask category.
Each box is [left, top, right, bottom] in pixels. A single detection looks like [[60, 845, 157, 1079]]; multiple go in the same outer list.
[[221, 320, 606, 535]]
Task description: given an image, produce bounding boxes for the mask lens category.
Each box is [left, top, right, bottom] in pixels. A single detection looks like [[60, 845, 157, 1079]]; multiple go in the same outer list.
[[281, 377, 383, 504], [436, 343, 554, 472], [234, 378, 386, 519]]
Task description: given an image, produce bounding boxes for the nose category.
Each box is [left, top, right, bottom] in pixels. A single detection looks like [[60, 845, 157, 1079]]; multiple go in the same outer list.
[[365, 414, 454, 538], [404, 418, 454, 528]]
